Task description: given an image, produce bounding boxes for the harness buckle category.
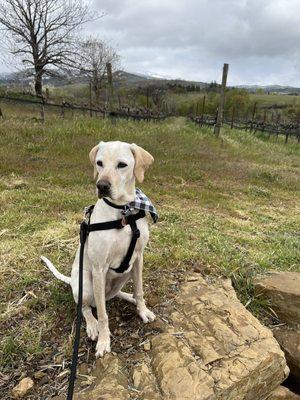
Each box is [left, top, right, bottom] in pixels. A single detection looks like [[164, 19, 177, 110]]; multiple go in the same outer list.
[[84, 205, 94, 224]]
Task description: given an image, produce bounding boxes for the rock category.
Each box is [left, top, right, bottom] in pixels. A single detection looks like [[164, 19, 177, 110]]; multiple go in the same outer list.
[[253, 271, 300, 325], [151, 333, 215, 399], [12, 377, 34, 398], [143, 341, 151, 351], [74, 354, 129, 400], [73, 275, 288, 400], [267, 385, 300, 399], [160, 276, 288, 400], [132, 362, 161, 400], [33, 371, 46, 380], [273, 327, 300, 380]]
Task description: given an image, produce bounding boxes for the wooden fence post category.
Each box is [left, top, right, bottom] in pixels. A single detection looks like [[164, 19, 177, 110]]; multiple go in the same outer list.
[[214, 63, 229, 136], [231, 106, 235, 129], [276, 114, 281, 140], [285, 131, 289, 144], [250, 102, 257, 132], [262, 110, 268, 135], [61, 102, 65, 118], [215, 107, 219, 124], [0, 106, 3, 119], [201, 95, 206, 124], [89, 82, 93, 118], [146, 86, 149, 110], [40, 97, 45, 122]]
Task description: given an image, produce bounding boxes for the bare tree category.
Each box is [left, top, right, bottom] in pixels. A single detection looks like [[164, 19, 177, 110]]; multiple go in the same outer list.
[[77, 37, 120, 105], [0, 0, 98, 96]]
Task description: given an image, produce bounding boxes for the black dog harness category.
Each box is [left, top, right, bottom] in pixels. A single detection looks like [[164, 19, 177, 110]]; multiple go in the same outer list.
[[82, 199, 146, 274], [67, 198, 146, 399]]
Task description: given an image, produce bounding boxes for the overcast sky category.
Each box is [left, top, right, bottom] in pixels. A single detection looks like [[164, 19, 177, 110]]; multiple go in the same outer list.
[[1, 0, 300, 86]]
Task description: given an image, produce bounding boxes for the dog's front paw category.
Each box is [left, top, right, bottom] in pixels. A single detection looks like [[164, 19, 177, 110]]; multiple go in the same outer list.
[[138, 307, 156, 324], [86, 318, 99, 341], [95, 335, 111, 358]]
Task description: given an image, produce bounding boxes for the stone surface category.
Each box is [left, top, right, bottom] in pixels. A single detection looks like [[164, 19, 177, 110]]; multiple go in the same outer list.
[[74, 354, 129, 400], [73, 275, 288, 400], [12, 377, 34, 398], [143, 341, 151, 351], [132, 361, 161, 400], [267, 386, 300, 400], [273, 327, 300, 380], [253, 271, 300, 325]]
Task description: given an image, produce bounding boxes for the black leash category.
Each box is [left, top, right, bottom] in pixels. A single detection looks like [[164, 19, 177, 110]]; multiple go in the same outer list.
[[66, 221, 88, 400], [66, 206, 145, 399]]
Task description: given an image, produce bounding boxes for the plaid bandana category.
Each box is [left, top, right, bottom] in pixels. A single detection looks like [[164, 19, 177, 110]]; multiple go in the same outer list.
[[122, 188, 158, 223]]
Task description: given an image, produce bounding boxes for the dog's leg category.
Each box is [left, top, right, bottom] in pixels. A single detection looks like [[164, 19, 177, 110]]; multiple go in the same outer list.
[[132, 255, 156, 323], [116, 291, 136, 304], [71, 264, 98, 341], [82, 306, 98, 341], [105, 273, 132, 301], [92, 267, 111, 357]]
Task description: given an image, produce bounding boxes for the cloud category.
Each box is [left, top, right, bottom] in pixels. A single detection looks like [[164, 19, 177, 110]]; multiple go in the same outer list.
[[86, 0, 300, 85], [0, 0, 299, 85]]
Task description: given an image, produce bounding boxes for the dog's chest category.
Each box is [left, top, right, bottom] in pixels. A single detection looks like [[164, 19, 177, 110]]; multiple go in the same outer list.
[[86, 218, 149, 269]]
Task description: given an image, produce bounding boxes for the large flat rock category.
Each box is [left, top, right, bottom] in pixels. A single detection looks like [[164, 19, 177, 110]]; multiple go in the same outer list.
[[267, 386, 300, 400], [273, 328, 300, 381], [72, 275, 288, 400], [253, 271, 300, 326]]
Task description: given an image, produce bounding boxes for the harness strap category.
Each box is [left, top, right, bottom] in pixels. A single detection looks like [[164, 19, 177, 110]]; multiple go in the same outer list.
[[88, 219, 124, 231], [114, 217, 140, 273]]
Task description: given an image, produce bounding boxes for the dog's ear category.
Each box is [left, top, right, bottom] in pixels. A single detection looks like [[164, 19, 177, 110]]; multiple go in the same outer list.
[[130, 143, 154, 183], [89, 144, 99, 179]]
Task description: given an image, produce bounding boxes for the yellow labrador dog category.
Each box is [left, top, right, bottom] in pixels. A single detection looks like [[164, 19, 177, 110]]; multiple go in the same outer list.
[[41, 141, 156, 357]]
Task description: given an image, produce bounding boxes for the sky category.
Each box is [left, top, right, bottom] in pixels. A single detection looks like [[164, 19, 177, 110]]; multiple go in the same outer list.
[[1, 0, 300, 86]]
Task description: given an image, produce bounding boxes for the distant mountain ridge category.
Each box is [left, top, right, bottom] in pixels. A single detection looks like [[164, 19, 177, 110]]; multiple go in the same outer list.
[[0, 70, 299, 93], [235, 84, 300, 93]]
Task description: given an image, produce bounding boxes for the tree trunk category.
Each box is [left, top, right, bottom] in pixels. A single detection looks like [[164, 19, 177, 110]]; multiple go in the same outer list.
[[94, 83, 101, 106], [34, 73, 43, 97]]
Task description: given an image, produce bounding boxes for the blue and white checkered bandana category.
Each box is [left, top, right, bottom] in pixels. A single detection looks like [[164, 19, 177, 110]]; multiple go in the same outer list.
[[122, 188, 158, 223]]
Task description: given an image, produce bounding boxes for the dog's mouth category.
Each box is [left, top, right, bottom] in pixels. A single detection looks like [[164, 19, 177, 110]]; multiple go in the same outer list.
[[96, 180, 112, 199], [97, 188, 111, 198]]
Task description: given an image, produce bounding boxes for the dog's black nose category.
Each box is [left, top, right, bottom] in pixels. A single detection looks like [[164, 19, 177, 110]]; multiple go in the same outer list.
[[96, 180, 111, 195]]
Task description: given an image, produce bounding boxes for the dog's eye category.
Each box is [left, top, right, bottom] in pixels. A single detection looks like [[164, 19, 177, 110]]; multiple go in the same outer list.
[[97, 160, 103, 167], [117, 162, 127, 169]]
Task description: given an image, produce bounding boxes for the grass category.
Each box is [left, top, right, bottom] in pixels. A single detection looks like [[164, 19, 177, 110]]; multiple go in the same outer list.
[[0, 112, 299, 397]]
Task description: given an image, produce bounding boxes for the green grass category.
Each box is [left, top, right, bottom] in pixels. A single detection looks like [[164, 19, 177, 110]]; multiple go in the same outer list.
[[0, 113, 299, 384], [250, 92, 300, 107]]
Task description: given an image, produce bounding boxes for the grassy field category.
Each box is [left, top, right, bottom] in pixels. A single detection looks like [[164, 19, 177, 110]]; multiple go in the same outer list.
[[0, 113, 299, 398]]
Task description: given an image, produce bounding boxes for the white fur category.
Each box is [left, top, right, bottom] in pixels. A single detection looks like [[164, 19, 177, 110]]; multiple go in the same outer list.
[[41, 141, 155, 358], [41, 256, 71, 284]]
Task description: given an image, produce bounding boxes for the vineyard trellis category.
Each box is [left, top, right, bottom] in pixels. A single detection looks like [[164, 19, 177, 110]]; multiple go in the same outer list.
[[0, 95, 167, 122], [190, 114, 300, 143], [0, 94, 299, 144]]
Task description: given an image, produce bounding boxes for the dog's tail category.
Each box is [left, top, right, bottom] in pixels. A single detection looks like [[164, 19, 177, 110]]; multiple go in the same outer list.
[[41, 256, 71, 285]]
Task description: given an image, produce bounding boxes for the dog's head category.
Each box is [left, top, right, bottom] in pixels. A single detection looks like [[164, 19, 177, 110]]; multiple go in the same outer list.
[[89, 141, 154, 202]]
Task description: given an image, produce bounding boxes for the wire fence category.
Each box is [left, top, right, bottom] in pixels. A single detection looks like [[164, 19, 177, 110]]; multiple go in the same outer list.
[[0, 95, 167, 122], [1, 94, 299, 144], [190, 114, 300, 144]]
